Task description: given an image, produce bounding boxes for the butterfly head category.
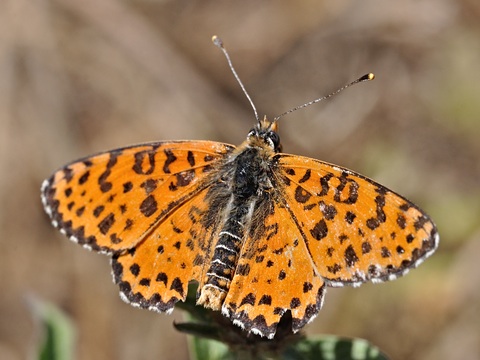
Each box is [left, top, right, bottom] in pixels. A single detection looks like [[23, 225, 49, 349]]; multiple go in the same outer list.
[[247, 116, 282, 153]]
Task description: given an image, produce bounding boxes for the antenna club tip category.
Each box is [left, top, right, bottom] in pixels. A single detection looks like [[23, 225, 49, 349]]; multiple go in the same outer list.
[[356, 73, 375, 83], [359, 73, 375, 82], [212, 35, 223, 48]]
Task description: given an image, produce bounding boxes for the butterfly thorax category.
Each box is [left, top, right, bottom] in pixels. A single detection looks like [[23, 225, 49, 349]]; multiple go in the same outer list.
[[197, 119, 281, 310]]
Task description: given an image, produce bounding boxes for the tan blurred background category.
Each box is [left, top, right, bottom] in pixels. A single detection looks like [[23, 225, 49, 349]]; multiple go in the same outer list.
[[1, 0, 479, 359]]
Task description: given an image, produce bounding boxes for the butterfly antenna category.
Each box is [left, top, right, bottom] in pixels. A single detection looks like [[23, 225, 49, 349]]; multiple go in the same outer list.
[[212, 36, 260, 123], [273, 73, 375, 122]]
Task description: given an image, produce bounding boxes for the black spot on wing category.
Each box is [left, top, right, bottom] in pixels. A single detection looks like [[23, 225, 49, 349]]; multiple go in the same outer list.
[[140, 195, 157, 217], [187, 151, 195, 166], [290, 297, 301, 309], [236, 263, 250, 276], [129, 264, 140, 277], [140, 179, 157, 194], [97, 151, 120, 193], [156, 272, 168, 286], [170, 277, 184, 297], [133, 148, 156, 175], [163, 149, 177, 174], [294, 186, 311, 203], [362, 241, 372, 254], [98, 213, 115, 235], [345, 211, 356, 224], [299, 169, 311, 183], [344, 245, 359, 267], [123, 181, 133, 193], [78, 171, 90, 185], [258, 295, 272, 305], [310, 219, 328, 240], [240, 293, 256, 307]]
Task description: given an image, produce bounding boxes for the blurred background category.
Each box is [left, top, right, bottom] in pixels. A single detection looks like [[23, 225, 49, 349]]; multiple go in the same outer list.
[[1, 0, 479, 359]]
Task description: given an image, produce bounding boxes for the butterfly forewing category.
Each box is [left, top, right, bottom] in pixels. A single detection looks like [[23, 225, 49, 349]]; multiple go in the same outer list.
[[42, 141, 234, 254], [276, 154, 438, 286]]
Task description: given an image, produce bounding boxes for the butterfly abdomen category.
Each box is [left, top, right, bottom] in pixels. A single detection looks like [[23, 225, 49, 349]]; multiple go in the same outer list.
[[197, 144, 274, 310], [198, 198, 254, 309]]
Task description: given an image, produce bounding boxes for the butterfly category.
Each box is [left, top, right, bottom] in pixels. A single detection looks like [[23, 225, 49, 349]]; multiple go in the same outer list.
[[41, 36, 438, 339]]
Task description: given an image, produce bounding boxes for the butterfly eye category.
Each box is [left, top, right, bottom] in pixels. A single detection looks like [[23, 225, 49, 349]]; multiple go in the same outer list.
[[247, 129, 256, 139], [267, 131, 281, 151]]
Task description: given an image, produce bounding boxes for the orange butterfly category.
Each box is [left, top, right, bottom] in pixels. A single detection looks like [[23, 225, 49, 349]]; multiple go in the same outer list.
[[41, 36, 438, 339]]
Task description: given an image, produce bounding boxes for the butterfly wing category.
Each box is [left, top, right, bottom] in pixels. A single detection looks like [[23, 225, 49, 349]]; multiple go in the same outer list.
[[276, 154, 439, 286], [222, 197, 326, 338], [42, 141, 234, 254], [219, 152, 438, 339], [111, 185, 218, 312]]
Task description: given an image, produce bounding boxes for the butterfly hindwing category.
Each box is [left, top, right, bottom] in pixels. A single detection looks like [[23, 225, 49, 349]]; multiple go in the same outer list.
[[42, 141, 235, 254], [111, 185, 217, 312], [222, 196, 326, 338], [276, 154, 439, 286]]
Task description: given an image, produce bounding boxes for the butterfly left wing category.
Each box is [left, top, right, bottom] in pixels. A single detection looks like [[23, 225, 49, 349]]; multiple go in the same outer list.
[[42, 141, 234, 254], [275, 154, 439, 286]]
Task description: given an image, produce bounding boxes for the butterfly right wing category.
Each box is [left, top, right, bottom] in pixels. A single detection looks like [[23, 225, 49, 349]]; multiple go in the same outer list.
[[41, 140, 234, 254]]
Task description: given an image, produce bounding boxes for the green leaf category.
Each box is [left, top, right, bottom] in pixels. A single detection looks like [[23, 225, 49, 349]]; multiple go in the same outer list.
[[282, 335, 389, 360], [188, 336, 230, 360], [29, 297, 76, 360]]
